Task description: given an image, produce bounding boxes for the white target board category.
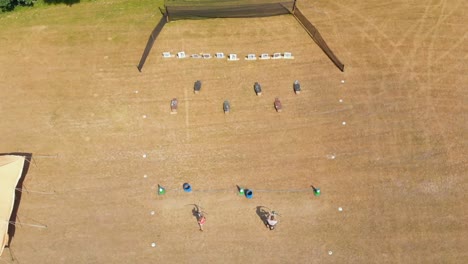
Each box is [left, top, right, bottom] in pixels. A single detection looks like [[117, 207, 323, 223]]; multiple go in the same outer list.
[[272, 52, 282, 59], [177, 51, 186, 58], [245, 54, 257, 60], [283, 52, 294, 59], [228, 54, 239, 61], [260, 53, 270, 60]]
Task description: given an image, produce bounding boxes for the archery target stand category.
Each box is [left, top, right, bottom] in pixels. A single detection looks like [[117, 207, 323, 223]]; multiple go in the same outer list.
[[245, 54, 257, 60], [177, 51, 186, 58], [228, 54, 239, 61], [162, 52, 173, 58], [260, 53, 270, 60], [283, 52, 294, 59], [272, 52, 282, 59]]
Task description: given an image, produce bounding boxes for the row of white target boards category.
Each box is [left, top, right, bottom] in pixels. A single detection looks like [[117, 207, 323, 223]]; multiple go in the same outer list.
[[162, 52, 294, 60]]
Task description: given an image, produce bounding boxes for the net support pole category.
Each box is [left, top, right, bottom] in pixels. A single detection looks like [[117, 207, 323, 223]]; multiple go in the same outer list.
[[292, 0, 297, 12], [166, 6, 170, 22]]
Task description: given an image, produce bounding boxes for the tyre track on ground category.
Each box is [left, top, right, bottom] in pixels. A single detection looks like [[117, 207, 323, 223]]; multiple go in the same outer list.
[[425, 0, 466, 164]]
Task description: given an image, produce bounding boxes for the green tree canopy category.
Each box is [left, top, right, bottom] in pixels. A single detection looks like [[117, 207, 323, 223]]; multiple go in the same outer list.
[[0, 0, 35, 11], [0, 0, 80, 12]]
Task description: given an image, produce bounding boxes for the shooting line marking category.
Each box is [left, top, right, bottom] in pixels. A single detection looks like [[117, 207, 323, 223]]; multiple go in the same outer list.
[[34, 154, 59, 158], [184, 85, 190, 139], [16, 188, 55, 195], [7, 221, 47, 229]]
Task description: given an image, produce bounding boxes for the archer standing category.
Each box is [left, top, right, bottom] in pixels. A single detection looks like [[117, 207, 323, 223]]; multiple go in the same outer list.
[[266, 211, 278, 230], [197, 212, 206, 231]]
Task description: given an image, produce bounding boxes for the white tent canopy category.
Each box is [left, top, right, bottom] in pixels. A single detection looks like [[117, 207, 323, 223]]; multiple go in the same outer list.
[[0, 155, 25, 256]]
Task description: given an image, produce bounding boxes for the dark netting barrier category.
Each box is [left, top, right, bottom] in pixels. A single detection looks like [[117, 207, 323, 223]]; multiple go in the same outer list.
[[137, 0, 344, 72], [165, 0, 293, 7], [293, 7, 344, 71], [166, 1, 295, 20], [137, 14, 167, 72]]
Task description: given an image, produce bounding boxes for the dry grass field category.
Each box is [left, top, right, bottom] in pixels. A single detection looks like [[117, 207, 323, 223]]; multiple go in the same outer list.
[[0, 0, 466, 263]]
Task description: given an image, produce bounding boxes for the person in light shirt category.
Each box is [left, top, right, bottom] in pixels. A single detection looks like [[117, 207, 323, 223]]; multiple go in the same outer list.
[[266, 212, 278, 230], [197, 213, 206, 231]]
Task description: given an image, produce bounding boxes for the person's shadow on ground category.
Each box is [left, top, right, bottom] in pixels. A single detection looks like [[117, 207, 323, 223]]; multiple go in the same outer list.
[[256, 206, 269, 227], [192, 205, 201, 220]]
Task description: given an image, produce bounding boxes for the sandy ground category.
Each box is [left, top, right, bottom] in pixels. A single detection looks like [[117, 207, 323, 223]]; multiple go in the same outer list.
[[0, 0, 467, 263]]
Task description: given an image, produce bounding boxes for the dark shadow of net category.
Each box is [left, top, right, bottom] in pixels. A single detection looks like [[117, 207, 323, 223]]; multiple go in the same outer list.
[[293, 7, 344, 71], [137, 13, 168, 72], [43, 0, 80, 6], [0, 152, 32, 248]]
